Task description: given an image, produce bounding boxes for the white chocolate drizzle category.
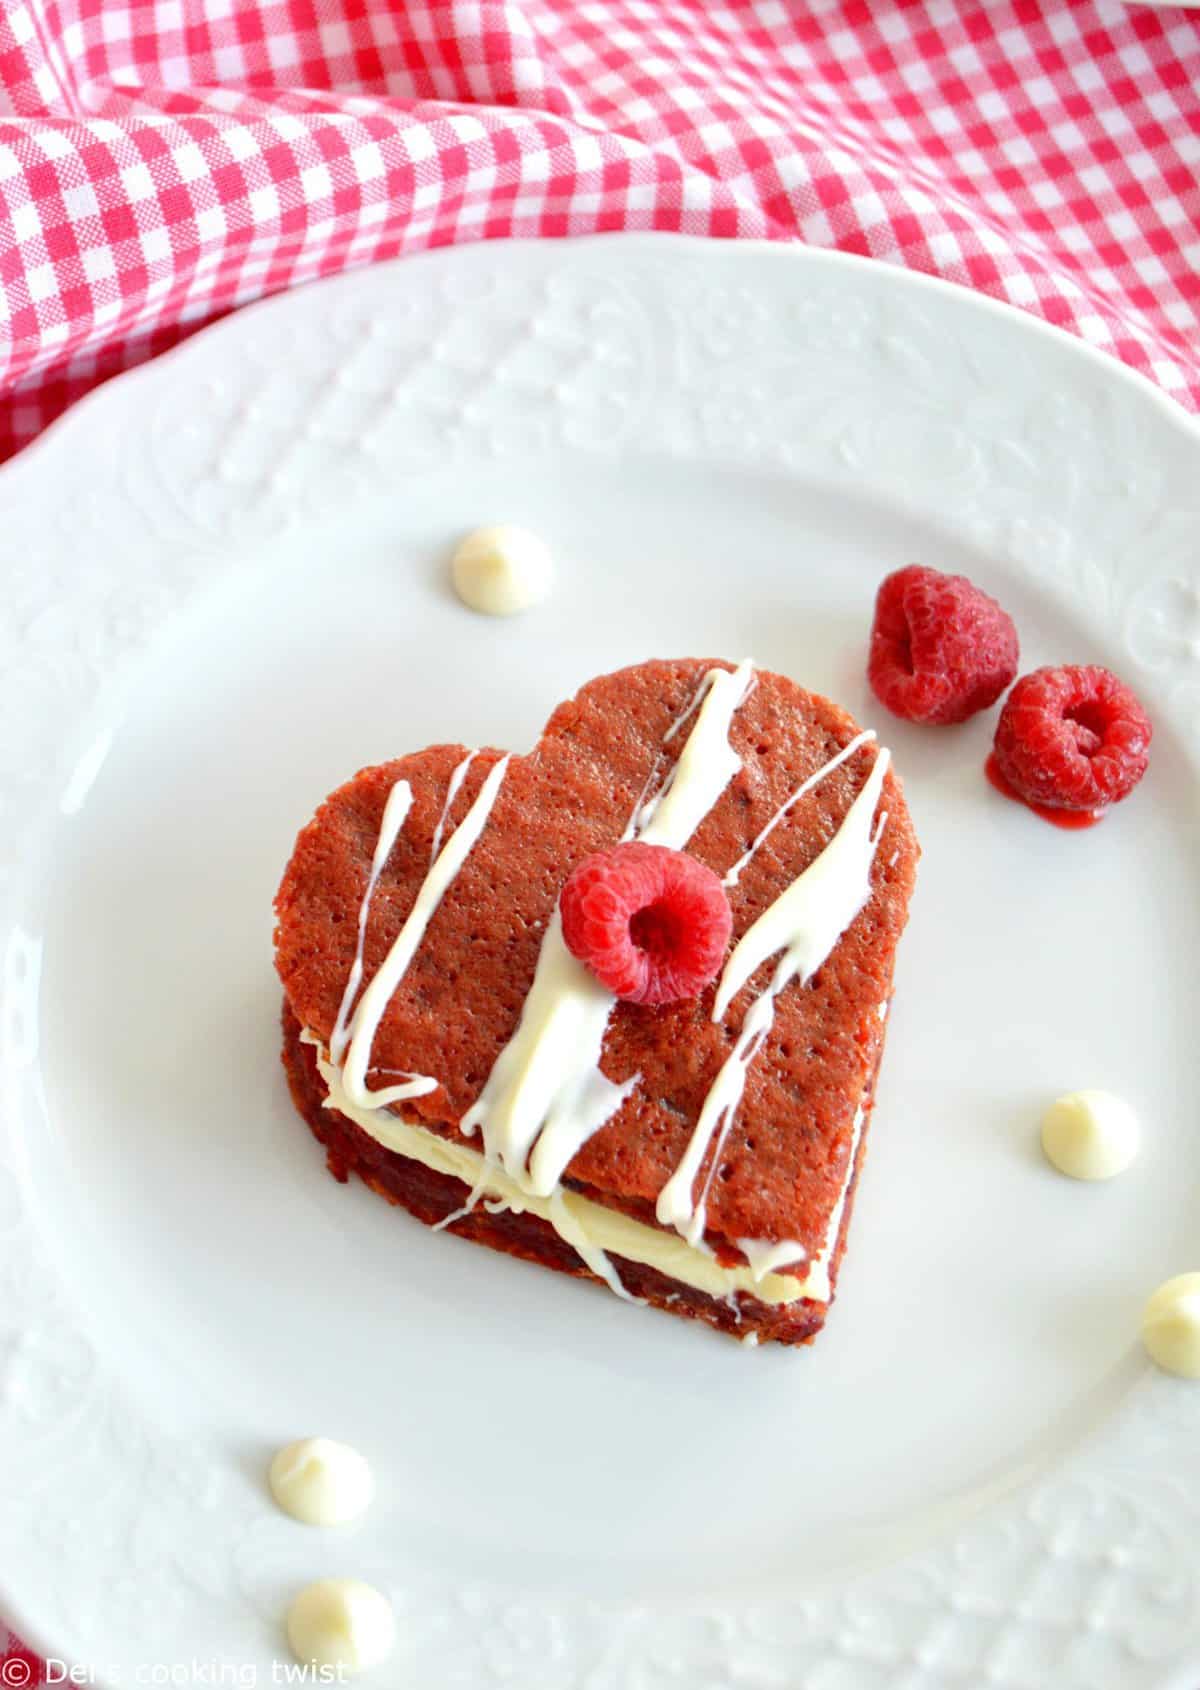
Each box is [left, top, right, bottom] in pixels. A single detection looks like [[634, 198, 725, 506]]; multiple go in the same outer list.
[[723, 730, 875, 887], [329, 778, 414, 1067], [461, 661, 756, 1198], [619, 666, 729, 841], [340, 754, 511, 1109], [636, 661, 754, 846], [737, 1237, 808, 1282], [460, 907, 641, 1195], [430, 750, 477, 863], [430, 1165, 492, 1234], [656, 748, 890, 1247], [810, 1102, 867, 1301]]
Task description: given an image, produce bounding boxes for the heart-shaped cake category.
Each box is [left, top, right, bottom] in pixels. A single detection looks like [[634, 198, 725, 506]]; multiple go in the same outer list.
[[275, 658, 918, 1346]]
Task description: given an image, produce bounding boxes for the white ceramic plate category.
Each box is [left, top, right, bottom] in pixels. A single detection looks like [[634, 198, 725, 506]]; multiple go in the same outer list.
[[2, 236, 1200, 1689]]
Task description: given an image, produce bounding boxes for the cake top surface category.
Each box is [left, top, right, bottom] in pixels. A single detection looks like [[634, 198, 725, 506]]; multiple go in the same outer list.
[[274, 658, 918, 1257]]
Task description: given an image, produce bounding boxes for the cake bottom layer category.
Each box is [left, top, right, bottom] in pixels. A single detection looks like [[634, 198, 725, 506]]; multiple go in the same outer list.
[[281, 1004, 870, 1346]]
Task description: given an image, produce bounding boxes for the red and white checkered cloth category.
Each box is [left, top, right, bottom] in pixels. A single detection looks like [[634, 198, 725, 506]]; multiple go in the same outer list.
[[0, 0, 1198, 469], [2, 0, 1199, 1672]]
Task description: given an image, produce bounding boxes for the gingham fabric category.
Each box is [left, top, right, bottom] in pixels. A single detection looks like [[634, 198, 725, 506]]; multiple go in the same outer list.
[[0, 1626, 40, 1686], [1, 0, 1199, 1674], [0, 0, 1197, 467]]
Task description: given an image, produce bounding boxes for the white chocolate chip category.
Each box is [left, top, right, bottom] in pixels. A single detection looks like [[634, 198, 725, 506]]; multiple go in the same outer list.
[[286, 1578, 396, 1674], [451, 523, 554, 616], [268, 1437, 374, 1526], [1142, 1274, 1200, 1379], [1039, 1090, 1139, 1181]]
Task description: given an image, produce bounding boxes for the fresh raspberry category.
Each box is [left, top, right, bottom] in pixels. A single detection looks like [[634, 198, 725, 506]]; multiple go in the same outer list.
[[868, 564, 1019, 724], [559, 842, 732, 1005], [992, 664, 1152, 812]]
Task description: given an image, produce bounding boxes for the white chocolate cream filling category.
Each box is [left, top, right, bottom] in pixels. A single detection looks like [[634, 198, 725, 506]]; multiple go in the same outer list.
[[310, 1040, 858, 1307]]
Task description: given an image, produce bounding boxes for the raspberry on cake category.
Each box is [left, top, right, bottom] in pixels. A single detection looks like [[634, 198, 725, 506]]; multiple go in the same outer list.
[[869, 564, 1019, 725], [560, 842, 732, 1004], [274, 659, 919, 1347]]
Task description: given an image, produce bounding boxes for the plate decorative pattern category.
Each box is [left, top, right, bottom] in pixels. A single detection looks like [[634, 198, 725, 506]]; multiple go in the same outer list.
[[1, 237, 1199, 1686]]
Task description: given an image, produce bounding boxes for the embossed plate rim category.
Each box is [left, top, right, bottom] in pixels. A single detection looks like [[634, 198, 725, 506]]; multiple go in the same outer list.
[[2, 234, 1200, 1687]]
